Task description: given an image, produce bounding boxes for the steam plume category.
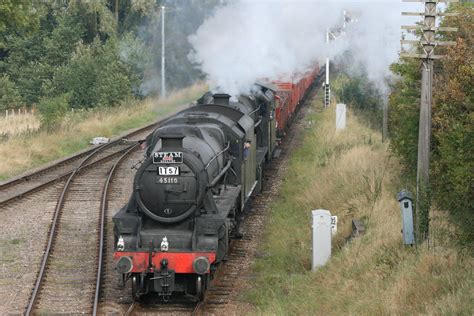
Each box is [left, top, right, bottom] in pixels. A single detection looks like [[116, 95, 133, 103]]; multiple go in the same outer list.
[[188, 0, 421, 97]]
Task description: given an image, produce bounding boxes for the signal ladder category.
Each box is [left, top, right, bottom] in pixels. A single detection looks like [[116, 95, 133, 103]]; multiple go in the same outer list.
[[324, 83, 331, 107]]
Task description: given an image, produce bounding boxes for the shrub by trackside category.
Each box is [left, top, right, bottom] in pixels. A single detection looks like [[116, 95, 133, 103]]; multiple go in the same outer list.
[[38, 94, 70, 132]]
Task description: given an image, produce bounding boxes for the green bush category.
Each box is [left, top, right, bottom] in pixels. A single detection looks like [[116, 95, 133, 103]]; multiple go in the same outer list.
[[0, 75, 24, 111], [38, 94, 70, 132]]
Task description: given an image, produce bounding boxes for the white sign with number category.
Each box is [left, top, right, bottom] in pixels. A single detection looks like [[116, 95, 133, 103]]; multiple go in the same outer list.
[[331, 216, 338, 235], [158, 166, 179, 176]]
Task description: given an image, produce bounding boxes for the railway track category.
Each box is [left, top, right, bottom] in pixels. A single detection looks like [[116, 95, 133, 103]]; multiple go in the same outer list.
[[24, 141, 138, 315], [124, 300, 200, 316], [0, 121, 159, 208]]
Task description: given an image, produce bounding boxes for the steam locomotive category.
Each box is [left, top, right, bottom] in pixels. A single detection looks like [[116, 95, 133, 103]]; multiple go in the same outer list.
[[113, 68, 319, 301]]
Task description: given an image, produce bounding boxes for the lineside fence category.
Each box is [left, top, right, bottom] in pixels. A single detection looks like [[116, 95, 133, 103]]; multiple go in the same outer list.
[[0, 107, 40, 140]]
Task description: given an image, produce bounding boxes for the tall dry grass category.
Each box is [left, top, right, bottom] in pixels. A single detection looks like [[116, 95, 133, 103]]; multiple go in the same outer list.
[[0, 110, 40, 136], [0, 84, 206, 181], [245, 97, 473, 315]]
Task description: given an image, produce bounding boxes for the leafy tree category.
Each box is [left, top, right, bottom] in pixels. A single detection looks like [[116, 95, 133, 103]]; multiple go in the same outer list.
[[0, 0, 39, 50], [49, 37, 134, 108], [93, 38, 133, 107], [49, 40, 99, 108], [388, 57, 421, 177], [3, 4, 84, 105], [0, 75, 23, 111], [431, 4, 473, 245]]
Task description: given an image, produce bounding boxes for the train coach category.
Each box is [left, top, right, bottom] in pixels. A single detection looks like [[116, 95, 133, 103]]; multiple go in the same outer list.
[[112, 66, 319, 301]]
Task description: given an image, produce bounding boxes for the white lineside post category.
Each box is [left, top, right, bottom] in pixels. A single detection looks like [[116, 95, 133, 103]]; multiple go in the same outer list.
[[336, 103, 346, 130], [312, 209, 332, 271], [161, 5, 166, 99]]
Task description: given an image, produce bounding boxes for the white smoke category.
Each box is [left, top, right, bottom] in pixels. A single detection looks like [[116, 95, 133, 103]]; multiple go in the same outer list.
[[188, 0, 421, 98]]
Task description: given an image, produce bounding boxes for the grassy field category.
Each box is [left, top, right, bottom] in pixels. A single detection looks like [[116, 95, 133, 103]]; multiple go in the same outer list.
[[0, 110, 40, 137], [0, 84, 206, 181], [243, 97, 473, 314]]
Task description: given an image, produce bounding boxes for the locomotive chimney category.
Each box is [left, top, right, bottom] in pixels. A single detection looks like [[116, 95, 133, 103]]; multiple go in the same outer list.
[[157, 131, 185, 148], [213, 93, 231, 105]]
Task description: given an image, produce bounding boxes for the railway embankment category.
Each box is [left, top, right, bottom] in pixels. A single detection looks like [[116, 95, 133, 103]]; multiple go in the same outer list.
[[231, 96, 473, 314]]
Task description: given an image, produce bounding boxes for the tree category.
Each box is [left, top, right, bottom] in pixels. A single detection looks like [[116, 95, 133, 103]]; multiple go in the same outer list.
[[0, 0, 39, 50], [431, 4, 473, 245], [0, 75, 23, 110]]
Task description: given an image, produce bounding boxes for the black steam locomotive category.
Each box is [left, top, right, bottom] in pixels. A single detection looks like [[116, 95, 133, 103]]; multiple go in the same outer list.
[[113, 84, 279, 301]]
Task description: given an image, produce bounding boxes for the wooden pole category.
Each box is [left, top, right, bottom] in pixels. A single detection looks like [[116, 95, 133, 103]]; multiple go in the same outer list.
[[161, 6, 166, 98], [416, 58, 433, 242], [401, 0, 458, 243]]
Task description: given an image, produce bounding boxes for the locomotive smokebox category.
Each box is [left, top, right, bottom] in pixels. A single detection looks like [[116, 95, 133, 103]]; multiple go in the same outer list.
[[213, 93, 231, 105]]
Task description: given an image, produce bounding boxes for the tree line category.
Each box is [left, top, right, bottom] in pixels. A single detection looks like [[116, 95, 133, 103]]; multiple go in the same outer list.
[[0, 0, 221, 127]]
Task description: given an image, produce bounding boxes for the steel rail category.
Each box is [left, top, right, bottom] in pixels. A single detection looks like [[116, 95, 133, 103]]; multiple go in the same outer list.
[[0, 144, 132, 208], [93, 144, 139, 315], [125, 302, 136, 316], [24, 141, 130, 316], [0, 120, 159, 201], [192, 301, 203, 316]]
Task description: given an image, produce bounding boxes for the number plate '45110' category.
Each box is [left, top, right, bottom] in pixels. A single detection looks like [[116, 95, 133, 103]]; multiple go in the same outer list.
[[157, 177, 178, 184]]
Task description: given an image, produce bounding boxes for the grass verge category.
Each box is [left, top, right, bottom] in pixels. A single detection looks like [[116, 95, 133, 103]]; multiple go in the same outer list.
[[0, 84, 206, 181], [0, 111, 40, 137], [243, 98, 474, 315]]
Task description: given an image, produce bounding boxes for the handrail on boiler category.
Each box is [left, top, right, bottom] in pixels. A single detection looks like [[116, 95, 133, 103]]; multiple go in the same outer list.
[[208, 160, 232, 187], [204, 142, 230, 170]]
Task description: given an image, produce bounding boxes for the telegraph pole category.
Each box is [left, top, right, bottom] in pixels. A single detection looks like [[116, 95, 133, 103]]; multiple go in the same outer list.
[[401, 0, 457, 243], [161, 5, 166, 98]]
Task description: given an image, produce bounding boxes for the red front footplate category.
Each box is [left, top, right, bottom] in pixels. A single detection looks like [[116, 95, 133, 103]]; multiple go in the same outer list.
[[114, 252, 216, 273]]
